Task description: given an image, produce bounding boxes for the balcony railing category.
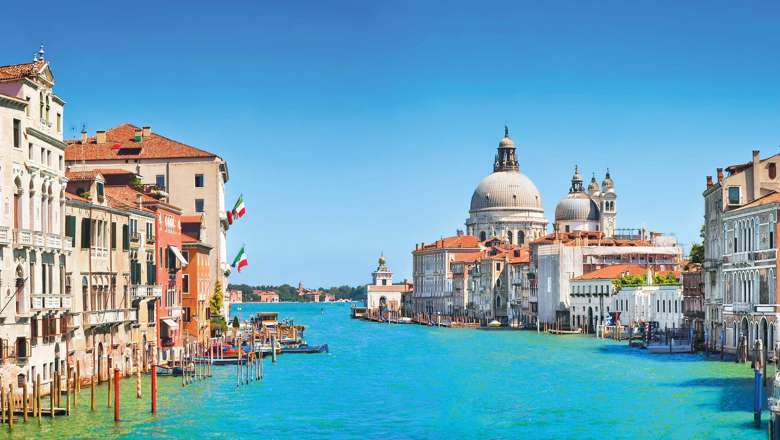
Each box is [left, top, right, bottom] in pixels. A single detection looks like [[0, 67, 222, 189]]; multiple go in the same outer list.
[[732, 303, 752, 313], [84, 308, 137, 327], [31, 294, 72, 311], [130, 232, 141, 247], [45, 233, 61, 249], [13, 229, 32, 247], [0, 226, 10, 245], [131, 285, 163, 300], [33, 231, 44, 247]]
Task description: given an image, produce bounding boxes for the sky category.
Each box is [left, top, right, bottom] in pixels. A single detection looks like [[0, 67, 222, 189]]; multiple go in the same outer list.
[[2, 1, 780, 287]]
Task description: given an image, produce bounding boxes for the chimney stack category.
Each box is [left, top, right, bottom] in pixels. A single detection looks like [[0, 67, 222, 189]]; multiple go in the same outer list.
[[96, 130, 106, 144], [752, 150, 761, 202], [716, 168, 724, 182], [80, 129, 88, 144], [142, 126, 151, 137], [134, 128, 143, 142], [706, 176, 713, 189]]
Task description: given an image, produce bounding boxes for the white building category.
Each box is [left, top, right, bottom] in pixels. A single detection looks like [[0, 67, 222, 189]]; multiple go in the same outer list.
[[554, 166, 617, 236], [613, 283, 684, 330], [366, 255, 412, 315], [0, 49, 72, 390]]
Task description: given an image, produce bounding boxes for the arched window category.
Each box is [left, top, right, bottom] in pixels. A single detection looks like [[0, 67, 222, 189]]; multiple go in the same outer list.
[[518, 231, 525, 245], [770, 163, 777, 180], [507, 231, 513, 244]]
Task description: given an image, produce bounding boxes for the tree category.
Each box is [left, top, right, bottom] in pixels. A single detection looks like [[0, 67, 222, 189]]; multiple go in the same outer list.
[[210, 281, 224, 318], [232, 316, 240, 329], [688, 224, 705, 265]]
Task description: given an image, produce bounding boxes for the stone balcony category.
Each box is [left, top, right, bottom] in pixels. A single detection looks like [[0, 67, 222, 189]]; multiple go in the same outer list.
[[0, 226, 10, 246], [13, 229, 32, 247], [131, 285, 163, 300], [31, 294, 72, 311], [33, 231, 44, 247], [84, 308, 137, 327], [45, 233, 61, 250]]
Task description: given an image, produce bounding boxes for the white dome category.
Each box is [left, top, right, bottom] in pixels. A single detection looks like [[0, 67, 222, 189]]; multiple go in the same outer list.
[[555, 192, 600, 222], [470, 171, 543, 212]]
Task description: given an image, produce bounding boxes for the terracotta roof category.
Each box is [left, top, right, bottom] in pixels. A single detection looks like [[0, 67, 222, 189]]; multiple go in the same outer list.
[[64, 190, 90, 203], [367, 284, 414, 293], [734, 191, 780, 210], [450, 252, 483, 263], [531, 231, 651, 247], [414, 235, 481, 253], [181, 215, 203, 224], [66, 170, 102, 181], [574, 264, 679, 281], [65, 123, 218, 161], [0, 61, 46, 81], [104, 185, 180, 213]]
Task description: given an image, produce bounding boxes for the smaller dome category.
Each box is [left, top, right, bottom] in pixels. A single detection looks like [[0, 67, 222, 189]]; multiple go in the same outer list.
[[498, 125, 515, 148], [555, 192, 600, 222], [587, 175, 600, 194], [602, 170, 614, 190]]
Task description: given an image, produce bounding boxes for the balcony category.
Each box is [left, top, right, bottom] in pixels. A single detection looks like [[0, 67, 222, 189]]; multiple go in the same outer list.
[[0, 226, 9, 245], [84, 308, 137, 327], [66, 313, 82, 330], [13, 229, 32, 247], [31, 294, 72, 311], [45, 233, 61, 250], [161, 336, 175, 347], [33, 231, 44, 247], [146, 235, 156, 245], [732, 303, 752, 313], [130, 232, 141, 248], [131, 285, 163, 300]]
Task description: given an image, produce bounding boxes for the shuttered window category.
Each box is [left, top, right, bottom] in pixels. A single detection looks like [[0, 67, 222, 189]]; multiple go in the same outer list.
[[111, 222, 117, 249], [65, 215, 76, 246], [122, 225, 129, 250], [80, 218, 91, 249]]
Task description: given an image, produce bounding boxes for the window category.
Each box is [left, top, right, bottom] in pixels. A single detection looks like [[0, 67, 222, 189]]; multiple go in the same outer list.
[[96, 182, 104, 200], [728, 187, 741, 205], [195, 199, 204, 213], [155, 174, 165, 190], [58, 155, 63, 170], [195, 174, 204, 188], [111, 222, 117, 249], [771, 231, 775, 249], [56, 113, 61, 132], [65, 215, 76, 246], [183, 274, 189, 293], [12, 119, 22, 149], [146, 222, 154, 241], [47, 150, 51, 167]]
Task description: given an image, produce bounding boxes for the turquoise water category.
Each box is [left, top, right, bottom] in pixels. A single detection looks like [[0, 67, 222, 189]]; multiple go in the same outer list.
[[4, 302, 767, 439]]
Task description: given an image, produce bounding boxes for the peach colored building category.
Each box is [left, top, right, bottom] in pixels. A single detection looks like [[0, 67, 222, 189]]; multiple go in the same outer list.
[[182, 215, 211, 344]]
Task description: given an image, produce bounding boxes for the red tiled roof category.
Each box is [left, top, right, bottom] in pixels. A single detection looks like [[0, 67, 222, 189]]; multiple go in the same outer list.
[[531, 231, 651, 247], [0, 61, 46, 81], [66, 170, 101, 181], [181, 215, 203, 224], [574, 264, 679, 281], [367, 284, 414, 293], [64, 190, 90, 203], [65, 123, 218, 161], [414, 235, 481, 253], [104, 185, 180, 213], [735, 191, 780, 210]]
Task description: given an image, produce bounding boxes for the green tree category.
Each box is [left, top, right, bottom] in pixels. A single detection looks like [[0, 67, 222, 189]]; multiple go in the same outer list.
[[232, 316, 240, 329], [210, 281, 224, 318]]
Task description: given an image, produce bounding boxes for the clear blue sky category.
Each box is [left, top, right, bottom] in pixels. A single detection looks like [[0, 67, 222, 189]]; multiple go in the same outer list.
[[3, 1, 780, 287]]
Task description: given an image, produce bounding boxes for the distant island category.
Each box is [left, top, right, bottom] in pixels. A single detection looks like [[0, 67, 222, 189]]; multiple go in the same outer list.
[[228, 282, 366, 303]]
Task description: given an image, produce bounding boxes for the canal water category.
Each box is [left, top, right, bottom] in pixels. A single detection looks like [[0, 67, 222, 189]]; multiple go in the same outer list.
[[6, 302, 766, 439]]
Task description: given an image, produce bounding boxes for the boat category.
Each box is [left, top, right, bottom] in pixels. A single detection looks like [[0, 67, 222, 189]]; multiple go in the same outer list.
[[488, 320, 502, 328], [281, 344, 329, 354], [193, 356, 247, 365], [399, 317, 413, 324]]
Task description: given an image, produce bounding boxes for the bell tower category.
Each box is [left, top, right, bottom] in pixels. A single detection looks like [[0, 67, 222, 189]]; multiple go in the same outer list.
[[600, 170, 617, 237], [372, 254, 393, 286]]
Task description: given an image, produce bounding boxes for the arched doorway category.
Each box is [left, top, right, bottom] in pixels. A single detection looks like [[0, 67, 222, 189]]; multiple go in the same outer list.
[[762, 318, 769, 354]]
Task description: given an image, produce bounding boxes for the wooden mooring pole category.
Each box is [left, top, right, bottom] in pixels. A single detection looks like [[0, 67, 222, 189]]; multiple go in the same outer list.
[[23, 381, 29, 423], [114, 368, 120, 422]]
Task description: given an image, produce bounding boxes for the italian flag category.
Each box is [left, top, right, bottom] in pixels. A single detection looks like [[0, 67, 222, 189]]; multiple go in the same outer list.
[[232, 195, 246, 219], [232, 246, 248, 273]]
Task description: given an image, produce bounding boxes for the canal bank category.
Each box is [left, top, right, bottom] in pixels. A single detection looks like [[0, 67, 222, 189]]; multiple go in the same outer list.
[[4, 302, 765, 439]]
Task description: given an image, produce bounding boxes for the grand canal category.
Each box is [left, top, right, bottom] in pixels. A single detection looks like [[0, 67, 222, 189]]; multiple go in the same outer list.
[[5, 302, 766, 439]]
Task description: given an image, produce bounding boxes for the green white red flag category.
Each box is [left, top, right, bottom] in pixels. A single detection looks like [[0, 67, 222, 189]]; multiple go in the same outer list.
[[232, 195, 246, 220], [232, 246, 248, 273]]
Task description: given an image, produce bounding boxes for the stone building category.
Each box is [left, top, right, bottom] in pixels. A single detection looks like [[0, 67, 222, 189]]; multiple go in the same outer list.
[[702, 150, 780, 356], [366, 255, 413, 317], [65, 123, 230, 318], [613, 283, 684, 330], [0, 50, 71, 390], [411, 233, 481, 315], [466, 127, 548, 244]]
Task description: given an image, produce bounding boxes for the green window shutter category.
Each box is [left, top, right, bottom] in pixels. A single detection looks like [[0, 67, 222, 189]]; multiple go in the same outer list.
[[111, 222, 117, 249], [122, 225, 129, 250], [80, 218, 91, 249], [65, 216, 76, 246]]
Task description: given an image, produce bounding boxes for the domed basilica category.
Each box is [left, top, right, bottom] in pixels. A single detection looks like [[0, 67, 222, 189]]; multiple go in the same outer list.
[[466, 127, 618, 243]]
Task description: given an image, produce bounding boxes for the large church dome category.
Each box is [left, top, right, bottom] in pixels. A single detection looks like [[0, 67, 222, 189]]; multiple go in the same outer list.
[[470, 171, 543, 212]]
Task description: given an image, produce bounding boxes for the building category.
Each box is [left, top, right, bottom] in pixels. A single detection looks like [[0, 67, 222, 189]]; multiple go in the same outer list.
[[227, 289, 243, 304], [64, 171, 138, 382], [411, 233, 482, 315], [464, 241, 530, 325], [465, 127, 548, 244], [554, 166, 617, 236], [297, 282, 324, 302], [532, 230, 683, 325], [253, 290, 279, 303], [181, 215, 212, 344], [702, 150, 780, 356], [0, 50, 72, 390], [613, 282, 684, 330], [65, 123, 230, 318], [366, 255, 413, 318]]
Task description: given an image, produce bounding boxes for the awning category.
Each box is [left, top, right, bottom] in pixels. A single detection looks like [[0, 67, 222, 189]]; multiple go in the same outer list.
[[161, 318, 179, 330], [169, 245, 188, 266]]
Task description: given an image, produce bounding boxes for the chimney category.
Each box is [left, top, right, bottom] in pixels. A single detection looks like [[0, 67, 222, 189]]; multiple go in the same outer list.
[[134, 128, 143, 142], [716, 168, 724, 182], [137, 194, 143, 210], [96, 130, 107, 144], [752, 150, 761, 202], [706, 176, 713, 189], [142, 126, 151, 137], [80, 129, 87, 144]]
